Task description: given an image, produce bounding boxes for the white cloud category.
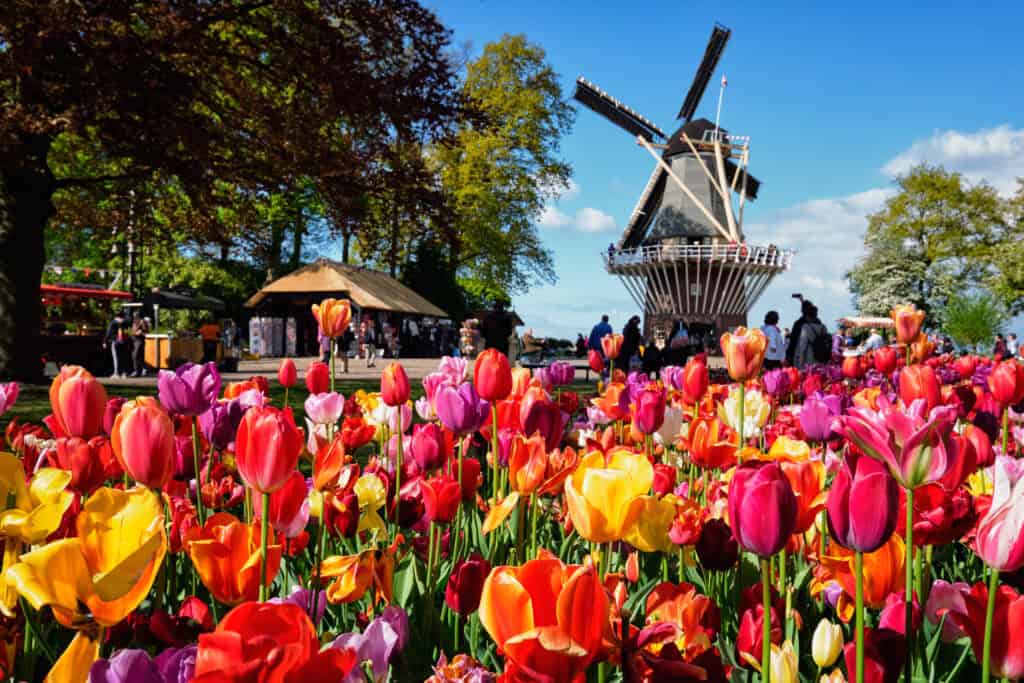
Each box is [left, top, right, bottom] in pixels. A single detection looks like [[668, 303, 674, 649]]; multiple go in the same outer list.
[[574, 207, 616, 233], [883, 125, 1024, 194], [561, 178, 581, 201], [538, 205, 571, 228]]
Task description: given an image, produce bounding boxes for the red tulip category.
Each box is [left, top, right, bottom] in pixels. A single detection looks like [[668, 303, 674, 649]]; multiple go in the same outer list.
[[110, 397, 176, 489], [446, 453, 482, 501], [897, 482, 975, 547], [445, 553, 491, 617], [954, 355, 979, 379], [874, 347, 898, 375], [964, 423, 994, 468], [947, 582, 1024, 681], [899, 364, 941, 412], [679, 356, 709, 405], [422, 474, 461, 524], [652, 464, 677, 496], [474, 349, 513, 402], [588, 349, 605, 374], [843, 627, 907, 683], [278, 358, 297, 388], [632, 386, 666, 435], [49, 436, 122, 495], [381, 362, 410, 407], [48, 365, 107, 438], [842, 356, 865, 379], [234, 406, 303, 494], [305, 361, 329, 395], [410, 422, 446, 472], [988, 359, 1024, 406], [827, 455, 898, 553], [696, 518, 739, 570], [727, 461, 797, 557], [253, 470, 309, 538]]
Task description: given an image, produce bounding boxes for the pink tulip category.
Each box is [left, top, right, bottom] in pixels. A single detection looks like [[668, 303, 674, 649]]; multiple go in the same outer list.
[[49, 365, 107, 438], [110, 397, 176, 489], [304, 392, 345, 425], [632, 386, 666, 435], [0, 382, 18, 415], [827, 454, 899, 553], [727, 461, 797, 557], [410, 422, 446, 472], [975, 455, 1024, 572]]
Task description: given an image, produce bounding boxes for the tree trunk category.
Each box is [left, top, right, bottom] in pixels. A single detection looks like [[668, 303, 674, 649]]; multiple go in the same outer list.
[[0, 137, 55, 381], [290, 206, 304, 270]]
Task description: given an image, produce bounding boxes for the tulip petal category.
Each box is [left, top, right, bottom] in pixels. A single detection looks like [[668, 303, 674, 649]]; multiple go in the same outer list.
[[482, 493, 519, 536], [45, 631, 100, 683], [478, 567, 535, 649]]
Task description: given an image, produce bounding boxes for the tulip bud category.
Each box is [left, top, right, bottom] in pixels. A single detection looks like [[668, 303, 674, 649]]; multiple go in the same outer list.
[[811, 619, 843, 668], [727, 461, 797, 557], [988, 359, 1024, 406], [899, 364, 941, 412], [234, 406, 303, 494], [305, 361, 329, 395], [473, 349, 513, 402], [110, 397, 176, 489], [410, 422, 446, 472], [277, 358, 297, 388], [445, 553, 491, 617], [381, 362, 410, 407], [49, 365, 107, 439], [891, 304, 925, 344], [311, 297, 352, 338], [827, 455, 898, 553], [873, 346, 898, 374]]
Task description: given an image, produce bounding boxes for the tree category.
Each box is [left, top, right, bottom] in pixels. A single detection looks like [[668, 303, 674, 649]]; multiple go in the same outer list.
[[846, 165, 1011, 326], [942, 291, 1006, 352], [0, 0, 463, 379], [436, 34, 574, 302]]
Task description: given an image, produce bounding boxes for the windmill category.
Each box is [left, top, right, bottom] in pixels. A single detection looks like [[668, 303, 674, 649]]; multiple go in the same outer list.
[[575, 23, 793, 340]]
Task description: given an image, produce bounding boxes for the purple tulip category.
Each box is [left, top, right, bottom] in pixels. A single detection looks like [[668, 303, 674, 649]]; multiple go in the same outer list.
[[304, 392, 345, 425], [533, 365, 553, 388], [548, 360, 575, 386], [660, 365, 685, 391], [497, 427, 517, 466], [800, 392, 843, 441], [332, 606, 410, 683], [157, 362, 220, 416], [762, 368, 791, 397], [198, 398, 245, 450], [626, 371, 649, 402], [154, 646, 197, 683], [89, 649, 163, 683], [936, 366, 959, 385], [435, 383, 489, 435], [270, 587, 327, 627]]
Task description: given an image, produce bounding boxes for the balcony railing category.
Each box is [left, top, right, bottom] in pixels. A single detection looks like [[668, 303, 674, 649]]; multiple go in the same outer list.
[[603, 243, 794, 270]]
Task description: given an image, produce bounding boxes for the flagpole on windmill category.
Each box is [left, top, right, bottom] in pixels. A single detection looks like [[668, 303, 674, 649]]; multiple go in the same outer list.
[[714, 74, 726, 137]]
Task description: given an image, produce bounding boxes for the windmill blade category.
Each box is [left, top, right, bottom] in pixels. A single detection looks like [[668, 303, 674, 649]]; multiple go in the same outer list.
[[724, 158, 760, 200], [574, 77, 666, 141], [676, 24, 731, 122]]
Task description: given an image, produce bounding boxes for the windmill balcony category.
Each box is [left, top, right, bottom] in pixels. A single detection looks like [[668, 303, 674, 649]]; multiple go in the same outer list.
[[603, 243, 793, 271]]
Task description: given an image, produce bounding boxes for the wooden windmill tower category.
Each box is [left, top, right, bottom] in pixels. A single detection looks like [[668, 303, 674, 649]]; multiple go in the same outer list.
[[574, 23, 793, 338]]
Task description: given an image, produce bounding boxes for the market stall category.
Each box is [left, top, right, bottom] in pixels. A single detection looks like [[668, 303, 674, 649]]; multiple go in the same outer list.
[[40, 283, 134, 374], [141, 289, 230, 370]]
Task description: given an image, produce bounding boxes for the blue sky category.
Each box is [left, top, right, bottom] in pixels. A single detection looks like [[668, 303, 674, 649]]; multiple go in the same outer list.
[[427, 0, 1024, 339]]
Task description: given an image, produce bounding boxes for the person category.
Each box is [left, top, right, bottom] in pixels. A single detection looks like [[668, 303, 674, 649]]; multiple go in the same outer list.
[[199, 319, 221, 364], [1008, 333, 1019, 356], [641, 338, 662, 375], [341, 323, 355, 374], [786, 301, 828, 369], [588, 314, 613, 354], [619, 315, 642, 370], [575, 334, 587, 358], [481, 301, 515, 354], [941, 336, 955, 355], [994, 334, 1007, 359], [664, 319, 690, 365], [761, 311, 785, 370], [522, 328, 543, 356], [104, 309, 129, 377], [862, 328, 884, 352], [130, 311, 150, 377], [361, 318, 378, 368]]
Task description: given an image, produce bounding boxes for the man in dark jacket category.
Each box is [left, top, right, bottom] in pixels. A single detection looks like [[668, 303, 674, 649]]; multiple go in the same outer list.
[[619, 315, 642, 369]]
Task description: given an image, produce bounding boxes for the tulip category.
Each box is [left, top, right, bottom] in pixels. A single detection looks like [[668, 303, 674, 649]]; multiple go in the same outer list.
[[827, 455, 899, 553], [102, 396, 127, 435], [49, 365, 107, 438], [947, 582, 1024, 682], [898, 364, 940, 412], [339, 416, 376, 452], [278, 357, 297, 388], [434, 383, 489, 435], [319, 544, 397, 605], [780, 458, 827, 534], [479, 554, 608, 682], [192, 602, 357, 682], [0, 382, 18, 415], [186, 512, 283, 604], [989, 358, 1024, 407], [601, 333, 624, 360], [253, 470, 310, 538], [592, 382, 630, 421], [234, 405, 303, 494], [728, 461, 797, 557], [769, 641, 798, 683], [381, 362, 410, 407], [842, 356, 865, 379], [954, 354, 979, 379], [474, 349, 513, 402], [565, 449, 653, 543], [322, 490, 360, 538], [587, 348, 605, 374], [720, 327, 768, 382], [445, 553, 491, 617], [818, 536, 906, 617], [89, 647, 197, 683], [624, 494, 676, 553], [874, 346, 898, 374], [49, 435, 121, 495], [547, 360, 575, 386], [684, 415, 738, 470], [330, 607, 409, 683], [7, 487, 166, 681], [632, 386, 666, 435], [891, 304, 925, 345], [110, 397, 176, 490], [965, 423, 994, 467], [696, 518, 739, 570], [410, 422, 446, 472], [762, 368, 791, 398], [800, 392, 842, 442], [974, 455, 1024, 572], [521, 394, 568, 452], [305, 360, 330, 395], [158, 362, 221, 416], [719, 386, 770, 440], [305, 392, 345, 425], [925, 579, 970, 642], [812, 619, 843, 668], [198, 398, 245, 451], [842, 627, 905, 683], [312, 297, 353, 338]]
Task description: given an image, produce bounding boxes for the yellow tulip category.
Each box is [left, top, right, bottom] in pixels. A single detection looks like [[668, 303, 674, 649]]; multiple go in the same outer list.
[[811, 619, 843, 668], [718, 387, 770, 438], [565, 449, 652, 543], [771, 641, 799, 683], [766, 435, 811, 462], [624, 494, 675, 552], [0, 453, 73, 616], [354, 473, 386, 534]]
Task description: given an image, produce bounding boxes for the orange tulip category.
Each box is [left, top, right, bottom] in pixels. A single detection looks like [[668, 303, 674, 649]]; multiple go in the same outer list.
[[645, 582, 719, 658], [508, 433, 547, 495], [318, 541, 398, 605], [186, 512, 282, 605], [109, 396, 176, 490], [591, 382, 629, 422], [816, 535, 905, 621], [908, 333, 935, 364], [380, 362, 410, 407], [479, 552, 608, 682], [891, 304, 925, 345], [311, 297, 352, 338], [720, 327, 767, 382], [682, 416, 737, 471], [510, 368, 535, 401], [601, 333, 624, 360], [779, 459, 827, 534], [48, 365, 107, 439]]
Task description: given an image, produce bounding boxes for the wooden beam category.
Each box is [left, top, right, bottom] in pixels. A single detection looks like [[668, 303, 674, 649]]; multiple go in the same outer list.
[[713, 140, 739, 241]]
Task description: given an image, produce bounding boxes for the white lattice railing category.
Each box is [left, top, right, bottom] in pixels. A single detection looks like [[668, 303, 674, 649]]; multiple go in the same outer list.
[[603, 243, 793, 270]]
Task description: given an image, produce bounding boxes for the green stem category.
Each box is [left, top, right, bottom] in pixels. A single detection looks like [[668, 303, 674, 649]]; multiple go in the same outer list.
[[738, 382, 746, 447], [982, 566, 1000, 683], [311, 519, 326, 634], [1002, 408, 1009, 457], [283, 385, 289, 411], [191, 417, 205, 525], [761, 557, 772, 683], [780, 549, 791, 641], [329, 339, 335, 394], [491, 402, 500, 498], [530, 494, 538, 560], [905, 486, 915, 682], [394, 408, 403, 525], [855, 550, 865, 683], [259, 491, 270, 601]]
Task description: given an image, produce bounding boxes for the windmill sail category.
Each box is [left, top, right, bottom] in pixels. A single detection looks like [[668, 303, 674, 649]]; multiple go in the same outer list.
[[676, 24, 731, 122], [573, 78, 666, 141]]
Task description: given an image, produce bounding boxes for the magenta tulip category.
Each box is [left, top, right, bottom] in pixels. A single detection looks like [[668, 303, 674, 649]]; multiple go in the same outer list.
[[632, 386, 666, 435], [799, 392, 842, 442], [727, 460, 797, 557], [410, 422, 446, 472], [434, 383, 489, 435], [827, 454, 899, 553]]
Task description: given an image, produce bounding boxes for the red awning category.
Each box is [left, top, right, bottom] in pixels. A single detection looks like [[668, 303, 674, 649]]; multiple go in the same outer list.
[[41, 284, 133, 301]]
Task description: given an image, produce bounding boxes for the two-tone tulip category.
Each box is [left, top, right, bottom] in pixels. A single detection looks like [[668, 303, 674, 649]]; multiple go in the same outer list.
[[48, 365, 107, 438], [974, 455, 1024, 571], [720, 327, 768, 382], [601, 333, 624, 360], [381, 362, 410, 407], [110, 397, 176, 490], [891, 304, 925, 344], [311, 298, 352, 338]]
